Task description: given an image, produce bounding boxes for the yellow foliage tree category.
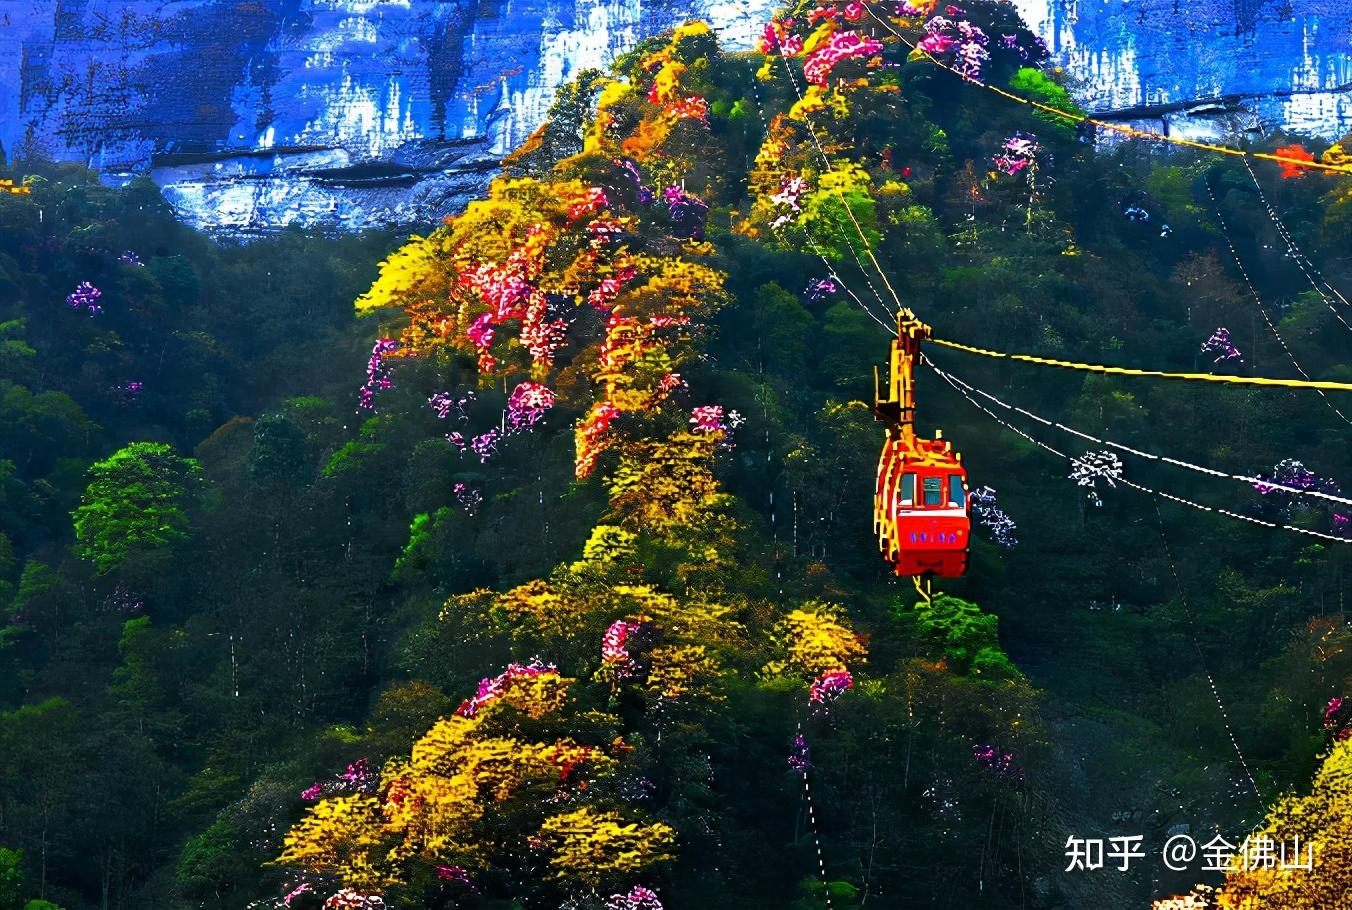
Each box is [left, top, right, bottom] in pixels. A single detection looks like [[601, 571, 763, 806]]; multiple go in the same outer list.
[[274, 795, 390, 891], [490, 579, 580, 636], [347, 20, 736, 480], [762, 601, 868, 679], [288, 19, 886, 907], [1154, 738, 1352, 908], [646, 644, 722, 701], [274, 668, 618, 895], [575, 524, 639, 568], [1213, 737, 1352, 908], [535, 806, 677, 886], [609, 584, 738, 647], [353, 233, 449, 317], [607, 432, 729, 532]]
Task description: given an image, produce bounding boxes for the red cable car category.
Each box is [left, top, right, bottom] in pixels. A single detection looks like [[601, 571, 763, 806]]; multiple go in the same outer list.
[[873, 310, 970, 579]]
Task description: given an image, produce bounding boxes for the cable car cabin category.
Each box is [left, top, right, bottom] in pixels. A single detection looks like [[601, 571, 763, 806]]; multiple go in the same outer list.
[[873, 309, 970, 579], [874, 432, 970, 578]]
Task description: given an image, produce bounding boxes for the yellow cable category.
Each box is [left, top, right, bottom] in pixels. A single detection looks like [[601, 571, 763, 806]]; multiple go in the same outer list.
[[863, 7, 1352, 176], [929, 336, 1352, 391]]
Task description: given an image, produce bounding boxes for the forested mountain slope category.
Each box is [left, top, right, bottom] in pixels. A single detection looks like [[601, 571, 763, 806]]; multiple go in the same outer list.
[[2, 3, 1352, 909]]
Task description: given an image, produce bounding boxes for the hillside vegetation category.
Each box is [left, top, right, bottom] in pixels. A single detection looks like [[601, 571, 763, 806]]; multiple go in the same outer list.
[[3, 3, 1352, 908]]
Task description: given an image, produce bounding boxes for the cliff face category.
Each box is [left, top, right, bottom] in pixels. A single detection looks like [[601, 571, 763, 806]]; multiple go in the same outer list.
[[0, 0, 777, 231], [3, 0, 1348, 233], [1013, 0, 1352, 136]]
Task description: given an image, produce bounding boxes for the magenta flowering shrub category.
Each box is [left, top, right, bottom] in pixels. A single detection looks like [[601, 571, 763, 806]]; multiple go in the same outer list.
[[1324, 697, 1352, 741], [803, 30, 885, 85], [601, 620, 641, 669], [452, 482, 483, 515], [809, 668, 853, 709], [435, 865, 475, 889], [605, 885, 664, 910], [507, 381, 556, 431], [805, 277, 838, 301], [992, 132, 1042, 176], [322, 890, 385, 909], [66, 281, 103, 315], [359, 339, 400, 411], [1252, 458, 1336, 496], [918, 15, 988, 80], [300, 758, 376, 802], [1200, 327, 1243, 363], [662, 185, 709, 239], [470, 429, 500, 463], [972, 743, 1021, 777], [454, 660, 558, 718], [1248, 459, 1350, 535], [688, 405, 726, 434]]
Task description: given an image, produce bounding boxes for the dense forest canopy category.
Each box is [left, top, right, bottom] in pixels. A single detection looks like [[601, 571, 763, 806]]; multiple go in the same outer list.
[[3, 2, 1352, 909]]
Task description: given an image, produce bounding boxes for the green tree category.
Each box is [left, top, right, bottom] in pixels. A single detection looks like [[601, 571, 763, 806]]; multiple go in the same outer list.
[[1007, 67, 1083, 135], [750, 282, 815, 375], [249, 413, 309, 491], [0, 532, 14, 609], [72, 443, 205, 574], [791, 877, 862, 910], [0, 846, 64, 910], [108, 616, 191, 736], [896, 594, 1022, 679], [280, 396, 343, 459], [175, 818, 253, 905], [818, 301, 878, 390], [0, 848, 23, 910], [0, 383, 97, 475], [9, 561, 64, 642], [0, 321, 34, 385], [0, 700, 81, 903], [797, 164, 882, 262]]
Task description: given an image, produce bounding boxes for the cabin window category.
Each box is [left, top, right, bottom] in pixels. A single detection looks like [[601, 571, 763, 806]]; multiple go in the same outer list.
[[900, 473, 916, 506], [923, 476, 943, 506], [948, 475, 965, 506]]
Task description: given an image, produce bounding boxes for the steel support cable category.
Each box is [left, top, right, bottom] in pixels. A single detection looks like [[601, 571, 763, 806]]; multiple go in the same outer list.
[[744, 65, 899, 336], [929, 359, 1352, 509], [927, 356, 1352, 545], [757, 40, 913, 324]]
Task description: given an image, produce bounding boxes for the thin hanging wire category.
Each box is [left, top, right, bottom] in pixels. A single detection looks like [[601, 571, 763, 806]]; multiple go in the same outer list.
[[1240, 156, 1352, 329], [927, 356, 1352, 545], [1204, 174, 1352, 424], [937, 362, 1352, 510]]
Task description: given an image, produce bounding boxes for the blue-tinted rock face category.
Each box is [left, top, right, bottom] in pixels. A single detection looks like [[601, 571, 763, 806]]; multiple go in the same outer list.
[[1, 0, 778, 230], [2, 0, 1348, 233], [1013, 0, 1352, 139]]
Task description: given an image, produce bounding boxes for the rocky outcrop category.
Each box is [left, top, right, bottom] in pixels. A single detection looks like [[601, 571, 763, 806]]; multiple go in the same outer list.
[[2, 0, 1347, 233]]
